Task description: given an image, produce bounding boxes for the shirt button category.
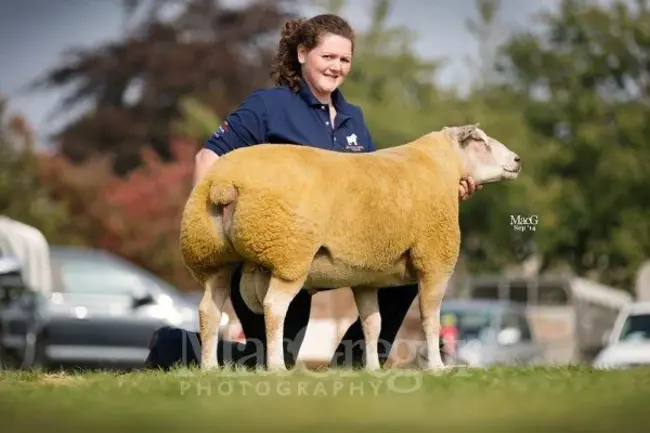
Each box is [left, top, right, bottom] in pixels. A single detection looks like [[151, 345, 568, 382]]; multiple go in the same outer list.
[[325, 121, 329, 126], [334, 137, 337, 141], [321, 105, 326, 110]]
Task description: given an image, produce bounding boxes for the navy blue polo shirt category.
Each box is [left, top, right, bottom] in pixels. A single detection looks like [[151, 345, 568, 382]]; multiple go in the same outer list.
[[204, 80, 376, 156]]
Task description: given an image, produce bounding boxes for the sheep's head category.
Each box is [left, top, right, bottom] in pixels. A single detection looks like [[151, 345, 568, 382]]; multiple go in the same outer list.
[[443, 124, 521, 184]]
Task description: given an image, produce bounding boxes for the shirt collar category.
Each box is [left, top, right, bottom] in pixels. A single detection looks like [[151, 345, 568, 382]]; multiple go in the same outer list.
[[297, 79, 352, 115]]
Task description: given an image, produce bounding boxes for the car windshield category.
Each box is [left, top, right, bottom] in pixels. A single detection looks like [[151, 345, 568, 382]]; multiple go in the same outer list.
[[619, 313, 650, 341], [50, 251, 182, 297], [53, 260, 144, 295], [440, 308, 494, 341]]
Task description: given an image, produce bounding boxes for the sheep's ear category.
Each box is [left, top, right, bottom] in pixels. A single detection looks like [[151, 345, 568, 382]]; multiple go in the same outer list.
[[456, 123, 481, 145]]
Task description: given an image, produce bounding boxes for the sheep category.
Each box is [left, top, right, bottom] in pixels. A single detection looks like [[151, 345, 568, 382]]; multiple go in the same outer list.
[[179, 124, 521, 372]]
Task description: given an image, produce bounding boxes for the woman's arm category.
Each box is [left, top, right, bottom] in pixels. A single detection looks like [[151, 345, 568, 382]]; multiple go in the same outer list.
[[193, 148, 219, 186], [193, 91, 269, 186]]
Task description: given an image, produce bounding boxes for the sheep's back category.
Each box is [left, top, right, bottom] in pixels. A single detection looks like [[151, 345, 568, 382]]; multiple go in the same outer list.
[[208, 144, 455, 272]]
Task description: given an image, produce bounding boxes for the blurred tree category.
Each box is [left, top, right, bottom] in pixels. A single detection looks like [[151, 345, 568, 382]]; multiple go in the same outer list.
[[30, 0, 296, 175], [491, 0, 650, 288], [0, 96, 79, 244], [433, 0, 545, 276], [171, 96, 222, 142], [39, 132, 200, 290], [310, 0, 345, 15], [464, 0, 503, 89], [36, 93, 222, 289]]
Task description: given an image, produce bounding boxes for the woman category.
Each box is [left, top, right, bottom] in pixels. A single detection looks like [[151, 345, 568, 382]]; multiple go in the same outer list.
[[146, 13, 479, 370]]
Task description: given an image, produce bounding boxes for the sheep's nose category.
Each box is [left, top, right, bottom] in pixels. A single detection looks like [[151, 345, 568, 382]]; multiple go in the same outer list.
[[514, 155, 521, 163]]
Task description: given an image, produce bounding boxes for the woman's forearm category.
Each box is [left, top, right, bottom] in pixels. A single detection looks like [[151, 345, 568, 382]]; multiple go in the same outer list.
[[193, 148, 220, 186]]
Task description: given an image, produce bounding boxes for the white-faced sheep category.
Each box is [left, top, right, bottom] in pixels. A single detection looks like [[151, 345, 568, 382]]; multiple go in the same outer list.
[[179, 124, 521, 372]]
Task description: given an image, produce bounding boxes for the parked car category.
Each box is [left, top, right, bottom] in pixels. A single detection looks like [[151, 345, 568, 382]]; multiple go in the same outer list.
[[418, 299, 544, 368], [593, 301, 650, 369], [1, 245, 229, 370], [0, 255, 40, 369]]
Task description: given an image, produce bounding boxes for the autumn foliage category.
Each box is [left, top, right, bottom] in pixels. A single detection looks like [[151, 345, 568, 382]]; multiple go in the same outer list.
[[38, 136, 200, 290]]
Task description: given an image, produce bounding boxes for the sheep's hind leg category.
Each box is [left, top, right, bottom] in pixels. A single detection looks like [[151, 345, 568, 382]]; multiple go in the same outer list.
[[263, 274, 307, 371], [351, 286, 381, 371], [199, 266, 235, 370], [417, 271, 451, 373]]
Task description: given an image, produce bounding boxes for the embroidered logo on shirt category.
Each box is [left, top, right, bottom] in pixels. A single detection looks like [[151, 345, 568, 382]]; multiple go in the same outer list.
[[213, 120, 230, 138], [345, 133, 363, 152]]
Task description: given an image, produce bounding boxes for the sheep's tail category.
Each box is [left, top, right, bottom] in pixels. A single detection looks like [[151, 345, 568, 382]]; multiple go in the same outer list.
[[207, 180, 270, 314], [204, 177, 240, 251], [209, 179, 239, 208], [179, 177, 239, 283]]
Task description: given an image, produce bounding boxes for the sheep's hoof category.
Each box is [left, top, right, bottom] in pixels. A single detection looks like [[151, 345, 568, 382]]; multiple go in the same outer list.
[[423, 366, 449, 376], [200, 360, 220, 371], [365, 363, 382, 372], [267, 365, 287, 373], [201, 365, 220, 372]]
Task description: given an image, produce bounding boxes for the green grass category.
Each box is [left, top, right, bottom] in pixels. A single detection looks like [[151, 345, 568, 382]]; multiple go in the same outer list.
[[1, 365, 649, 432]]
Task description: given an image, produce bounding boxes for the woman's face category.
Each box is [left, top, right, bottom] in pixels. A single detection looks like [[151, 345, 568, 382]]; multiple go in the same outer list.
[[298, 32, 352, 100]]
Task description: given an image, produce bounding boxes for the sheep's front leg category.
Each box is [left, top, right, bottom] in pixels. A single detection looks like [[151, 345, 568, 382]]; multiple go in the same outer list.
[[263, 274, 306, 371], [352, 286, 381, 371], [199, 267, 234, 370], [417, 272, 451, 372]]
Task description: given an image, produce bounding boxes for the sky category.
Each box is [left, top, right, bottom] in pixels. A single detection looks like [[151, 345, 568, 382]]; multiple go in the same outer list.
[[0, 0, 560, 147]]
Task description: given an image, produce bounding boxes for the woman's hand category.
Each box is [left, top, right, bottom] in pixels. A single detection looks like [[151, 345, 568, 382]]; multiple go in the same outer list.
[[459, 176, 481, 200]]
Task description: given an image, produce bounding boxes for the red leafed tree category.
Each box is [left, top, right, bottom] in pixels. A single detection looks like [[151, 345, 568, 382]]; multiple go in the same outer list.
[[30, 0, 295, 175], [39, 135, 200, 291], [37, 94, 223, 291]]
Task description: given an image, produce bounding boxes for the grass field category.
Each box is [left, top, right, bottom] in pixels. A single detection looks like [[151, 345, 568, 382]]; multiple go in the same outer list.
[[1, 365, 649, 432]]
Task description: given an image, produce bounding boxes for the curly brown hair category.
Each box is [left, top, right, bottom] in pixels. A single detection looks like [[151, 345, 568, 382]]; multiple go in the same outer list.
[[270, 14, 355, 92]]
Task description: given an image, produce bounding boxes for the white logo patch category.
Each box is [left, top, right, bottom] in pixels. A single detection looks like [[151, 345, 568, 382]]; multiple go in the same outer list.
[[344, 133, 363, 152]]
